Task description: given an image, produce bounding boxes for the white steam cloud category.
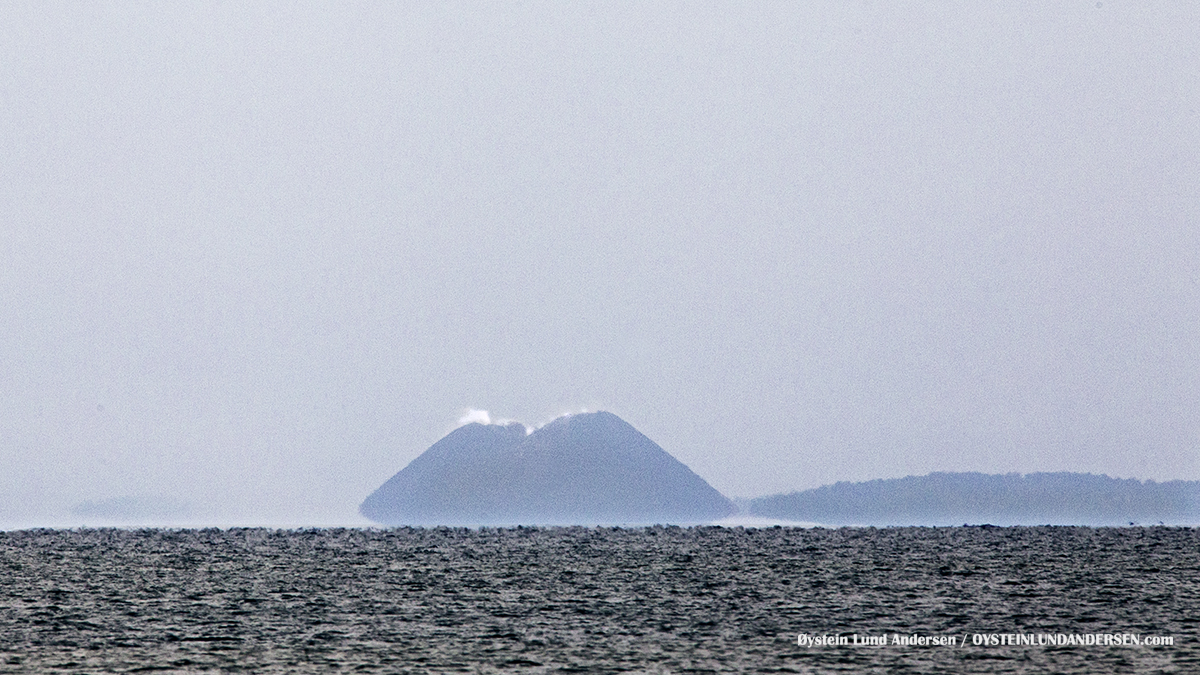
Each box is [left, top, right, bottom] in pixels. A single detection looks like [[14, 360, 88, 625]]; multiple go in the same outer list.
[[458, 409, 491, 426], [456, 407, 594, 435], [535, 407, 591, 430]]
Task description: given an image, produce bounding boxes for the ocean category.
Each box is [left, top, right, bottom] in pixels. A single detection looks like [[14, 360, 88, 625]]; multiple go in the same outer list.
[[1, 526, 1195, 673]]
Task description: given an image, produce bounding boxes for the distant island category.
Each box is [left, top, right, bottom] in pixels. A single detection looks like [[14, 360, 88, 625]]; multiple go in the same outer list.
[[70, 495, 192, 524], [750, 472, 1200, 526], [361, 411, 735, 526]]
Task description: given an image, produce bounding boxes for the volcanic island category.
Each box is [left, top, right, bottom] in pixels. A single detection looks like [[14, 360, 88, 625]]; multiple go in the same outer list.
[[361, 411, 735, 526]]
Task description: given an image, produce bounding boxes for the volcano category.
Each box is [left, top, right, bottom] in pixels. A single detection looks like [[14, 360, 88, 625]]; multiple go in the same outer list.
[[360, 411, 735, 526]]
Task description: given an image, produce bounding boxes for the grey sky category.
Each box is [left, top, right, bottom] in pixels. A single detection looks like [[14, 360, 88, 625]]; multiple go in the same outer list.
[[2, 2, 1197, 526]]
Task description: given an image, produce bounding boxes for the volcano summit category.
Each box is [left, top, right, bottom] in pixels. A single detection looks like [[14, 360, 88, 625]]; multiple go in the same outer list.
[[360, 411, 735, 526]]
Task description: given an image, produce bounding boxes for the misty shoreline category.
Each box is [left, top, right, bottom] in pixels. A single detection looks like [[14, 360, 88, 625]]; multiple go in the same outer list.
[[749, 471, 1200, 527], [7, 471, 1196, 532]]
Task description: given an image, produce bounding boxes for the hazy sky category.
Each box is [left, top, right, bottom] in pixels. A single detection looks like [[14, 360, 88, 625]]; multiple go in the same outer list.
[[2, 2, 1197, 526]]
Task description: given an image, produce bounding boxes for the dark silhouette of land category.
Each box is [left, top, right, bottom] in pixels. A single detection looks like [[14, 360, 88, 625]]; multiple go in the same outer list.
[[361, 411, 735, 526], [750, 472, 1200, 526]]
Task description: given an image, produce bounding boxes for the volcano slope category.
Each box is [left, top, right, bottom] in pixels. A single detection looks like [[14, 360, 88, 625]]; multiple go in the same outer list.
[[360, 411, 734, 526]]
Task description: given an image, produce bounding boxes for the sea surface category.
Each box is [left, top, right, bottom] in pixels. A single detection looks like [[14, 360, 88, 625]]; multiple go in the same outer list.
[[0, 526, 1195, 673]]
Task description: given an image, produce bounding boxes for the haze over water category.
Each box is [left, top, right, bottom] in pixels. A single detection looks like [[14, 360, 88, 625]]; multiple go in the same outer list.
[[3, 3, 1198, 527]]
